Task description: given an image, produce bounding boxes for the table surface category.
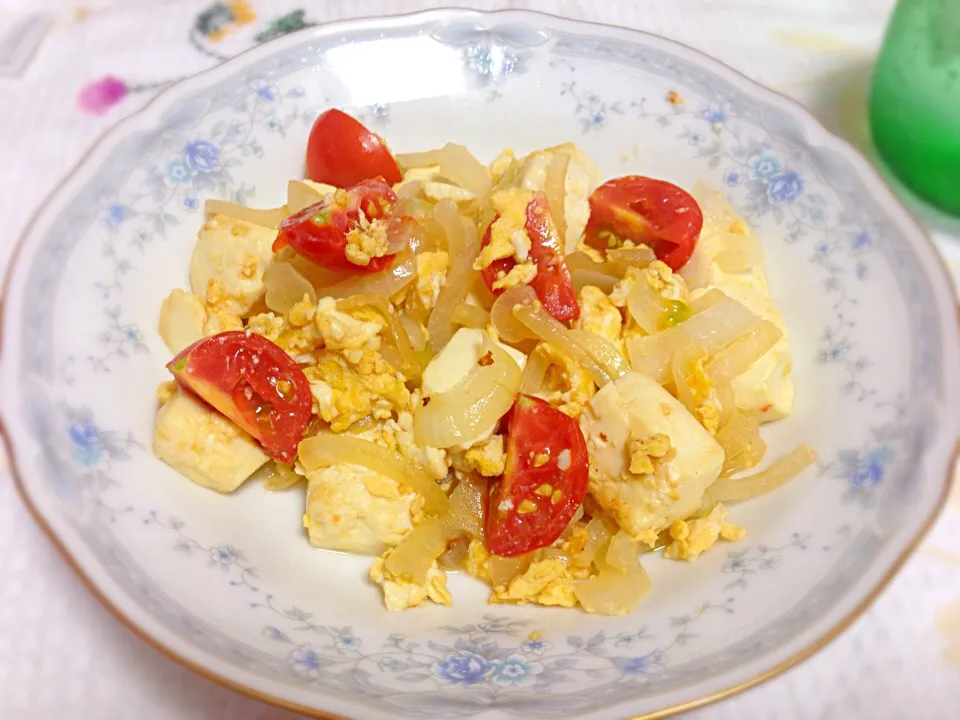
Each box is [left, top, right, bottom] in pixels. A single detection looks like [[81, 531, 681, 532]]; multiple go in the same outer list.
[[1, 1, 958, 718]]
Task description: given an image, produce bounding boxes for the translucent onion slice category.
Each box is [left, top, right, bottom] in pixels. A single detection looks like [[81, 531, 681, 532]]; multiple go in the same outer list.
[[205, 199, 288, 228], [544, 152, 571, 247], [519, 343, 551, 394], [385, 518, 450, 584], [438, 537, 470, 570], [607, 246, 656, 269], [287, 180, 326, 213], [716, 410, 766, 476], [320, 252, 418, 300], [397, 143, 491, 199], [396, 149, 445, 169], [298, 434, 449, 514], [444, 473, 486, 539], [711, 445, 818, 503], [411, 216, 445, 254], [386, 215, 419, 253], [490, 286, 538, 343], [671, 345, 706, 417], [491, 157, 522, 194], [263, 261, 317, 314], [287, 253, 348, 292], [626, 295, 762, 384], [716, 381, 737, 427], [566, 251, 625, 279], [626, 272, 672, 334], [453, 303, 490, 329], [399, 314, 427, 352], [336, 294, 421, 381], [574, 560, 651, 615], [433, 199, 465, 258], [413, 336, 521, 448], [705, 320, 782, 383], [513, 301, 614, 387], [262, 462, 304, 491], [488, 553, 532, 587], [604, 531, 642, 573], [571, 268, 619, 294], [427, 240, 481, 354], [566, 329, 630, 380]]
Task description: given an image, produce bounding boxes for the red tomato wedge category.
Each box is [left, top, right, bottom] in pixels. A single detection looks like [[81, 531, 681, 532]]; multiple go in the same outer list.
[[167, 332, 312, 463], [306, 109, 402, 188], [273, 178, 398, 272], [585, 175, 703, 271], [480, 194, 580, 322], [485, 395, 589, 557]]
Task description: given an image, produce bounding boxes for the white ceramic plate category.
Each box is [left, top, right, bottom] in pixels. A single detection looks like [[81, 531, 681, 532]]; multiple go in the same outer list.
[[2, 9, 958, 720]]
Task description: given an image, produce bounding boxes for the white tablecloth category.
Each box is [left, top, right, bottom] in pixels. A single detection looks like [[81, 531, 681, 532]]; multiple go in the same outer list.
[[1, 1, 958, 718]]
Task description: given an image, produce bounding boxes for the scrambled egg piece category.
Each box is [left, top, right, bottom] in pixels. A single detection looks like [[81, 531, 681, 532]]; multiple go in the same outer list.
[[662, 505, 745, 561], [474, 186, 537, 282], [534, 342, 595, 419], [153, 388, 268, 493], [573, 286, 621, 343], [306, 349, 410, 432], [396, 166, 479, 212], [674, 352, 723, 435], [189, 215, 276, 316], [579, 371, 724, 546], [687, 186, 794, 421], [315, 297, 383, 350], [158, 289, 206, 353], [488, 149, 516, 183], [415, 251, 449, 311], [492, 557, 579, 608], [344, 210, 389, 267], [303, 463, 422, 554], [203, 306, 244, 337], [382, 408, 449, 481], [515, 142, 603, 252], [369, 555, 452, 612], [453, 434, 506, 477], [610, 261, 689, 309], [628, 433, 673, 476], [491, 262, 537, 291]]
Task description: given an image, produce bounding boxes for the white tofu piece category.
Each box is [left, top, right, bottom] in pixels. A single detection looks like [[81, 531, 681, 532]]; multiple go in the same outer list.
[[189, 215, 277, 316], [153, 388, 269, 493], [158, 289, 207, 354], [579, 371, 724, 545], [303, 463, 419, 554], [516, 142, 603, 253], [300, 179, 337, 197], [420, 328, 526, 451]]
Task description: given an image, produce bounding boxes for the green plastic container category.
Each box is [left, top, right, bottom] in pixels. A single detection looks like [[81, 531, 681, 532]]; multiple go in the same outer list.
[[869, 0, 960, 215]]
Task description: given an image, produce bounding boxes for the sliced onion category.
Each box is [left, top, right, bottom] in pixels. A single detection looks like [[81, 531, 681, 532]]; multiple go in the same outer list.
[[488, 553, 532, 587], [711, 445, 818, 503], [544, 152, 570, 245], [491, 156, 521, 194], [399, 314, 427, 352], [262, 463, 304, 491], [385, 518, 450, 584], [453, 303, 490, 329], [705, 320, 782, 383], [672, 346, 706, 417], [263, 261, 317, 314], [433, 199, 465, 258], [437, 143, 491, 199], [567, 329, 630, 380], [519, 344, 551, 395], [626, 272, 672, 334], [716, 381, 737, 427], [566, 251, 625, 278], [689, 288, 727, 313], [514, 301, 614, 387], [626, 295, 762, 384], [444, 473, 486, 538], [298, 434, 449, 514], [396, 150, 445, 169], [490, 286, 538, 343], [414, 336, 521, 448], [716, 410, 766, 476], [205, 198, 288, 228], [604, 531, 642, 572], [287, 253, 349, 291], [574, 561, 651, 615], [427, 240, 481, 354], [336, 294, 421, 381], [438, 537, 470, 570], [411, 216, 445, 254], [571, 268, 619, 294], [574, 516, 616, 567], [320, 252, 417, 300], [608, 246, 656, 269], [396, 179, 424, 201], [287, 180, 325, 213], [386, 215, 419, 253]]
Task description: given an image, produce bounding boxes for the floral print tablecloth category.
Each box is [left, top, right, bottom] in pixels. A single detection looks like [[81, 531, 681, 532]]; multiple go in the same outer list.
[[0, 1, 957, 718]]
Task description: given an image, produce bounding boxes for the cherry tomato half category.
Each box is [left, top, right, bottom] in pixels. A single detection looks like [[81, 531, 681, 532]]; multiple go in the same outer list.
[[168, 331, 312, 463], [480, 194, 580, 322], [585, 175, 703, 271], [485, 394, 589, 557], [306, 109, 402, 188], [273, 178, 398, 273]]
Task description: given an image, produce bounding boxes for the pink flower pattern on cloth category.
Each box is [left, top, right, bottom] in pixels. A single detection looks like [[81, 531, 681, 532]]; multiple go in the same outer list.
[[77, 75, 128, 115]]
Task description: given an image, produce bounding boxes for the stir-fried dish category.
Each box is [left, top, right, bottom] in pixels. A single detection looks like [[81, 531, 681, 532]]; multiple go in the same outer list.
[[153, 108, 816, 614]]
